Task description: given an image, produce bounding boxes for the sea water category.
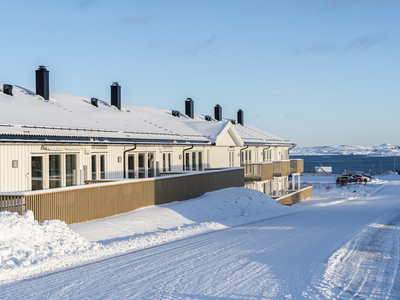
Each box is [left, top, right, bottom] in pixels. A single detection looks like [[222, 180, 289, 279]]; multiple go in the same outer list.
[[291, 155, 399, 175]]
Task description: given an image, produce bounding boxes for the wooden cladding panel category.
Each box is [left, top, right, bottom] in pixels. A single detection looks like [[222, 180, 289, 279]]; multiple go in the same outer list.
[[12, 168, 244, 224], [261, 163, 273, 181], [273, 161, 290, 177], [290, 159, 304, 173]]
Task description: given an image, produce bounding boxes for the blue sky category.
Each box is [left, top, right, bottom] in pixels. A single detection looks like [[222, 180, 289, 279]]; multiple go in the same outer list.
[[1, 0, 399, 147]]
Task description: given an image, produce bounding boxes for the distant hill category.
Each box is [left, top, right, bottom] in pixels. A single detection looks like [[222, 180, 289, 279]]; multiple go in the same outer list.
[[290, 144, 400, 156]]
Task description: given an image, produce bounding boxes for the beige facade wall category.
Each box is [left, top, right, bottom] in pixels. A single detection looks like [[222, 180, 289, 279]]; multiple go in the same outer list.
[[0, 143, 290, 193]]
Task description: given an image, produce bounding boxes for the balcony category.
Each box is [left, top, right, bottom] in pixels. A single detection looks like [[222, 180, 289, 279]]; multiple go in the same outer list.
[[290, 159, 304, 173], [273, 160, 290, 177], [243, 162, 273, 182]]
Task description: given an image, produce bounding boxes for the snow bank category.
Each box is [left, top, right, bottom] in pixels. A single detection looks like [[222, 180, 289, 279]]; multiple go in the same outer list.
[[0, 188, 290, 284], [0, 211, 99, 282]]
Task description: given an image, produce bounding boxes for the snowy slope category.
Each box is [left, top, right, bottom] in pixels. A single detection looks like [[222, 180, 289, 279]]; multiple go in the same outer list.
[[290, 143, 400, 156], [2, 176, 400, 299]]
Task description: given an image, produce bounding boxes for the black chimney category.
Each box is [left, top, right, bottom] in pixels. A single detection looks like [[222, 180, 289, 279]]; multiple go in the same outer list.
[[237, 109, 244, 125], [35, 66, 49, 100], [91, 97, 99, 107], [111, 82, 121, 110], [214, 104, 222, 121], [3, 84, 13, 96], [185, 98, 194, 118]]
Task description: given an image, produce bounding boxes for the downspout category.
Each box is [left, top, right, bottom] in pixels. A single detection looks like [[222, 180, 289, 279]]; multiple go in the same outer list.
[[123, 144, 137, 179], [182, 145, 194, 171], [240, 145, 249, 166]]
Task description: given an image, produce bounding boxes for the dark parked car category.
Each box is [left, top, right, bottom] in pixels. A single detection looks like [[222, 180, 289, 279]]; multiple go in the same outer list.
[[336, 175, 358, 186]]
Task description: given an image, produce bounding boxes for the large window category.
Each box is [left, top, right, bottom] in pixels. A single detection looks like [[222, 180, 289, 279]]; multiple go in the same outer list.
[[66, 154, 77, 186], [30, 153, 81, 190], [31, 156, 43, 191], [241, 150, 252, 164], [263, 149, 272, 162]]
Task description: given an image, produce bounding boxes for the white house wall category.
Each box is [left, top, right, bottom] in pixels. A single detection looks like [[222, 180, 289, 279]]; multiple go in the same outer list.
[[0, 143, 291, 193]]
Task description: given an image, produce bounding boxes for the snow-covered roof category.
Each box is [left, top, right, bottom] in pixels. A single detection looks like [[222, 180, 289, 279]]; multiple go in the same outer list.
[[0, 85, 293, 146]]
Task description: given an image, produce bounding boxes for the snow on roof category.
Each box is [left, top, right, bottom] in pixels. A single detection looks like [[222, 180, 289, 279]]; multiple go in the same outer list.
[[182, 118, 231, 144], [233, 123, 291, 145], [0, 85, 293, 146]]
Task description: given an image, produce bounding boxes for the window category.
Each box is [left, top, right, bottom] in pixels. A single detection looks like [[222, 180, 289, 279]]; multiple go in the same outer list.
[[128, 154, 135, 178], [229, 151, 234, 167], [185, 153, 190, 171], [31, 156, 43, 191], [242, 150, 251, 164], [100, 155, 105, 179], [66, 154, 77, 186], [91, 155, 97, 180], [162, 153, 166, 172], [198, 152, 203, 170], [163, 153, 172, 172], [263, 149, 271, 162], [192, 152, 197, 171], [148, 153, 155, 177], [49, 155, 62, 188], [138, 153, 145, 178]]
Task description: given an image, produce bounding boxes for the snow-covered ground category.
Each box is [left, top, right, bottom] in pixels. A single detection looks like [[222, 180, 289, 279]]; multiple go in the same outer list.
[[1, 174, 400, 299], [290, 143, 400, 156]]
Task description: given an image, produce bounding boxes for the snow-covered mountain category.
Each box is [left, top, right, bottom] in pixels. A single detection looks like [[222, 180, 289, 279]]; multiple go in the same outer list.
[[290, 144, 400, 156]]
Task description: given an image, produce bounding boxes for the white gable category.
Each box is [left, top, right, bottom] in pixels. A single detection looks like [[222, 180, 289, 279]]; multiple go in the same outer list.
[[214, 122, 243, 147]]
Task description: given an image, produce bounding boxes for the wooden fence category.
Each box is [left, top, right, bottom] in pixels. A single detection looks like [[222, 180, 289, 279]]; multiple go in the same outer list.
[[0, 168, 244, 224], [277, 186, 313, 206]]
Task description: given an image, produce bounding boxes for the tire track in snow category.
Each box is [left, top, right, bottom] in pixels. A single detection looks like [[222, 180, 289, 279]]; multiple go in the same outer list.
[[308, 196, 400, 299]]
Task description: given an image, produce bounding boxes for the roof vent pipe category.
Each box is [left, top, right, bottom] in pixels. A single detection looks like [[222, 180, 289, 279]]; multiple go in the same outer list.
[[3, 84, 13, 96], [91, 97, 99, 107], [214, 104, 222, 121], [185, 98, 194, 118], [35, 66, 49, 100], [111, 82, 121, 110], [237, 109, 244, 125]]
